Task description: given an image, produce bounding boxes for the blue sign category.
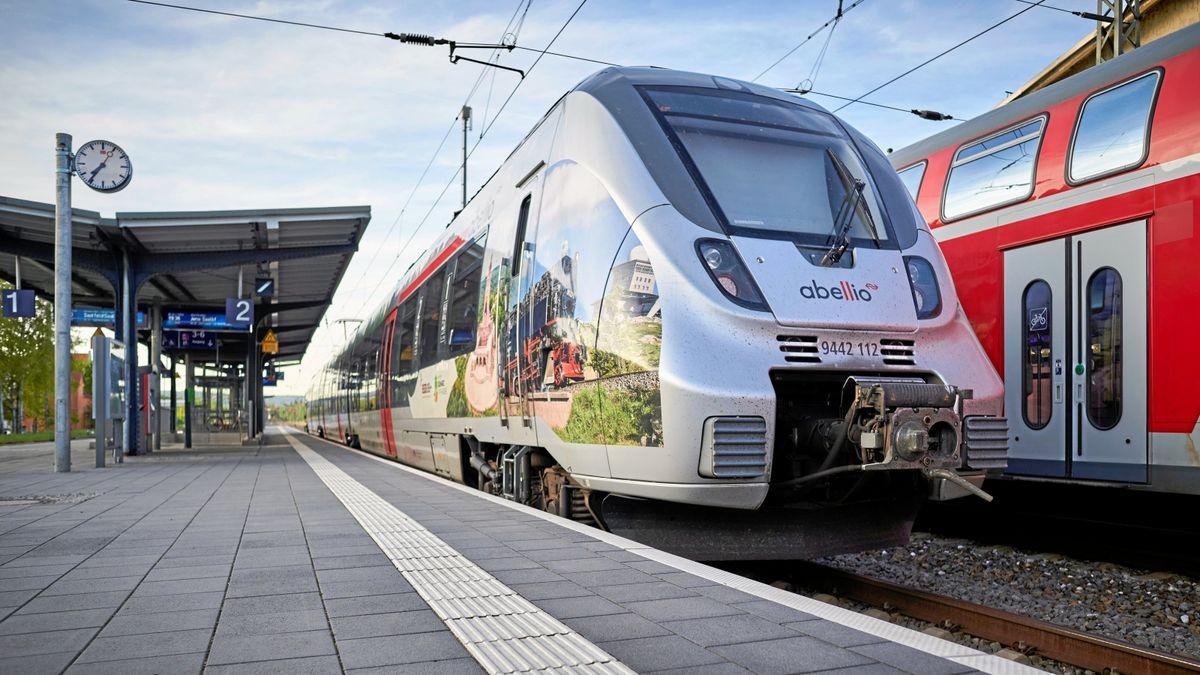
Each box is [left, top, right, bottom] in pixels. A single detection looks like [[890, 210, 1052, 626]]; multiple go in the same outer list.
[[164, 311, 242, 332], [162, 330, 218, 350], [225, 298, 254, 330], [262, 376, 277, 387], [72, 307, 148, 328], [2, 289, 35, 318]]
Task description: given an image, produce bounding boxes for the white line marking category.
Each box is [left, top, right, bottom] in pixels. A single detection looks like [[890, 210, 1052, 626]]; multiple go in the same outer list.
[[284, 428, 1046, 675], [282, 430, 632, 674]]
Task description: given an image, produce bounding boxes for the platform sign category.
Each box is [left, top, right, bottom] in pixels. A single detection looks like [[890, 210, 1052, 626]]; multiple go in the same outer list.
[[261, 329, 279, 354], [262, 375, 277, 387], [72, 307, 148, 329], [164, 311, 241, 332], [162, 330, 218, 350], [255, 278, 275, 297], [225, 298, 253, 331], [1, 289, 35, 318]]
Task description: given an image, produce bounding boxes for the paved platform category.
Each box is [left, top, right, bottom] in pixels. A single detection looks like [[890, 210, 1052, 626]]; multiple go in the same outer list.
[[0, 429, 1037, 674]]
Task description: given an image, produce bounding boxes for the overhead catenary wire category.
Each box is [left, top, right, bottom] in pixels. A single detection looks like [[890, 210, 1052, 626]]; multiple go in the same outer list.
[[832, 0, 1047, 113], [353, 0, 590, 320], [751, 0, 868, 82], [339, 1, 533, 321]]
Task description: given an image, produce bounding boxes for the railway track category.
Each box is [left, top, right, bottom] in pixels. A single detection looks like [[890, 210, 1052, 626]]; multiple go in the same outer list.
[[796, 562, 1200, 674]]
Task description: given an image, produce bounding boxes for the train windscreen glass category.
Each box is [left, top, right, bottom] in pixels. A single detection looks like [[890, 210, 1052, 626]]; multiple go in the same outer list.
[[642, 87, 895, 248]]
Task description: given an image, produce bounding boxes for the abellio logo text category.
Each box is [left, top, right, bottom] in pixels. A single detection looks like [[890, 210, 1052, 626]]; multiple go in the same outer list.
[[800, 280, 876, 302]]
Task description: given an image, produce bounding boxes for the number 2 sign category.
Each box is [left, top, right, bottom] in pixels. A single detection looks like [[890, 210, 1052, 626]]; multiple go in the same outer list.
[[225, 297, 254, 330]]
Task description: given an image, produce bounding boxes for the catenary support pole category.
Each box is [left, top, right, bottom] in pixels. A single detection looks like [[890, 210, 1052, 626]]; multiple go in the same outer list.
[[462, 105, 472, 208], [53, 133, 73, 472]]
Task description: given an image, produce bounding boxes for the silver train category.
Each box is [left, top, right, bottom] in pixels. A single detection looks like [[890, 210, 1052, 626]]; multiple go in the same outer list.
[[307, 67, 1009, 559]]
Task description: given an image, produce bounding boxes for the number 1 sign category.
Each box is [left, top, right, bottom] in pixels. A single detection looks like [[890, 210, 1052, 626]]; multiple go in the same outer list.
[[1, 289, 35, 318], [225, 297, 254, 330]]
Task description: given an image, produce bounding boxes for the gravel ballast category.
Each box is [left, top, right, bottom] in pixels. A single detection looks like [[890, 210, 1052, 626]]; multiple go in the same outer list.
[[818, 533, 1200, 661]]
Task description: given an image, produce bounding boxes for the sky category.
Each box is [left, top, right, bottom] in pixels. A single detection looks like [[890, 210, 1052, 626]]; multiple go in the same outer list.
[[0, 0, 1105, 396]]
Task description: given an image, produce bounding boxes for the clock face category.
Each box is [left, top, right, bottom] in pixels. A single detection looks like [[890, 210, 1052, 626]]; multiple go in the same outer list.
[[74, 140, 132, 193]]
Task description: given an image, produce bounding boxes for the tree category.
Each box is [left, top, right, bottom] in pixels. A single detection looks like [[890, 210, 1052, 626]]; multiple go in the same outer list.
[[0, 282, 55, 431]]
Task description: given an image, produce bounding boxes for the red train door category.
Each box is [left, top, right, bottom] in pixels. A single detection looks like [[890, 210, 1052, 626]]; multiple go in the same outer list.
[[1002, 220, 1148, 482], [379, 308, 398, 458]]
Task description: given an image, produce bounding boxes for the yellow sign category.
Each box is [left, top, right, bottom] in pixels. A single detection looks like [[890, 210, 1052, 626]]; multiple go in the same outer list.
[[261, 329, 279, 354]]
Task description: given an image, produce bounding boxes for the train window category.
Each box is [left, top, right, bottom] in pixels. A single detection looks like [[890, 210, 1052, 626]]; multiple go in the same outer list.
[[1022, 280, 1053, 430], [446, 235, 485, 357], [511, 195, 532, 278], [943, 117, 1045, 221], [1086, 267, 1122, 430], [418, 270, 446, 367], [391, 300, 416, 404], [639, 86, 908, 249], [1068, 70, 1160, 185], [897, 162, 926, 200]]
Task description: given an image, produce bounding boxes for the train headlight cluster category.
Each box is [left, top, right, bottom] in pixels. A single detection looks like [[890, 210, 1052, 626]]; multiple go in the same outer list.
[[695, 239, 769, 311], [904, 256, 942, 319]]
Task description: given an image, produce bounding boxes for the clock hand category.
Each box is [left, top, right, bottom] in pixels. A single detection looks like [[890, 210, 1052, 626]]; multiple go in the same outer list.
[[88, 159, 109, 179]]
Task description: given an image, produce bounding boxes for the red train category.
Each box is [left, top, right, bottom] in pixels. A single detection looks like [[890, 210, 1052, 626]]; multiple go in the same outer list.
[[890, 22, 1200, 494]]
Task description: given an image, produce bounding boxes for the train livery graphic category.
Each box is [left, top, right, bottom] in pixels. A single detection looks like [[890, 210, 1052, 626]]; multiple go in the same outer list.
[[309, 67, 1009, 559], [889, 22, 1200, 495]]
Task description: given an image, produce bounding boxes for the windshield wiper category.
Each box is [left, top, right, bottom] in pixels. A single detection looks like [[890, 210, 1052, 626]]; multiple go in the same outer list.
[[820, 149, 881, 266]]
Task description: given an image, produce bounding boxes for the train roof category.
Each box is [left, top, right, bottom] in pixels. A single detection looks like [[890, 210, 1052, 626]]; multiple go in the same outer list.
[[574, 66, 831, 115], [889, 21, 1200, 169]]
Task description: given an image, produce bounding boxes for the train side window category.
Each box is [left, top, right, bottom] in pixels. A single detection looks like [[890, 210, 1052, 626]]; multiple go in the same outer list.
[[446, 235, 485, 357], [897, 161, 927, 200], [1068, 70, 1161, 185], [1086, 267, 1122, 430], [511, 195, 532, 278], [943, 116, 1045, 221], [1022, 280, 1053, 430], [418, 270, 446, 368]]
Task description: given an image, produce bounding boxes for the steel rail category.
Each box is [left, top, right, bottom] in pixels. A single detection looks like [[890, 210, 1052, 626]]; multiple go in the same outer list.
[[800, 563, 1200, 674]]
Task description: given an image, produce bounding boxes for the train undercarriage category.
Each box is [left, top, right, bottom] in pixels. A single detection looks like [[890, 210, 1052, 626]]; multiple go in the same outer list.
[[460, 373, 1005, 561]]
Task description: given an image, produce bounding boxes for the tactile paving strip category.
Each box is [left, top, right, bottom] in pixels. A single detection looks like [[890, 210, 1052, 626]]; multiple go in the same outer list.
[[286, 436, 633, 674]]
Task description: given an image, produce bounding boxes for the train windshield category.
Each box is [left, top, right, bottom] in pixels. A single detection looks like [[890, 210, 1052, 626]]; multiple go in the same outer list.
[[642, 86, 893, 247]]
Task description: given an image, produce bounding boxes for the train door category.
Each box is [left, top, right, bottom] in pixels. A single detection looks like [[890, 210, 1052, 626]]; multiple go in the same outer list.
[[378, 308, 398, 458], [1003, 220, 1147, 482], [504, 177, 545, 432]]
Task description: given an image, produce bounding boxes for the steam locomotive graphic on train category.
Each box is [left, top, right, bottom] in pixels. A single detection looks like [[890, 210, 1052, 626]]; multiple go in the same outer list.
[[308, 66, 1010, 559]]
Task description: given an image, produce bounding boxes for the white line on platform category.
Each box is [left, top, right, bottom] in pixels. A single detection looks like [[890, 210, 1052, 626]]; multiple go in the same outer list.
[[282, 430, 633, 675], [281, 427, 1046, 675]]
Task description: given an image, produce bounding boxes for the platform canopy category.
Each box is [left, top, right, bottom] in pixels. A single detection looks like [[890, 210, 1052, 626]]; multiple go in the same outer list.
[[0, 195, 369, 365]]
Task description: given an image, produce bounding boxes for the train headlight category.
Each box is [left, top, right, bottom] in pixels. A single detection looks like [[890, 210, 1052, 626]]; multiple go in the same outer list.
[[903, 256, 942, 319], [695, 239, 769, 311]]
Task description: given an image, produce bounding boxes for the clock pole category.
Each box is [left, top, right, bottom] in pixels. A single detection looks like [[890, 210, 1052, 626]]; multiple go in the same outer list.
[[53, 132, 73, 472]]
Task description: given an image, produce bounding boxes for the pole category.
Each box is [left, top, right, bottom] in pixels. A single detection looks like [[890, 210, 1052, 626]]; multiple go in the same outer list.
[[170, 354, 177, 434], [121, 249, 138, 456], [13, 256, 20, 289], [150, 304, 162, 451], [461, 105, 472, 209], [184, 353, 193, 448], [53, 133, 73, 472]]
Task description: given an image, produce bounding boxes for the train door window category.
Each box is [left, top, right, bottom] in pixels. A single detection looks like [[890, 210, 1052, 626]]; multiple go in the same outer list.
[[447, 235, 485, 356], [391, 300, 416, 401], [1022, 280, 1053, 429], [418, 270, 446, 368], [943, 116, 1045, 221], [1068, 70, 1160, 184], [897, 161, 927, 200], [1086, 267, 1123, 430], [511, 195, 532, 277]]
